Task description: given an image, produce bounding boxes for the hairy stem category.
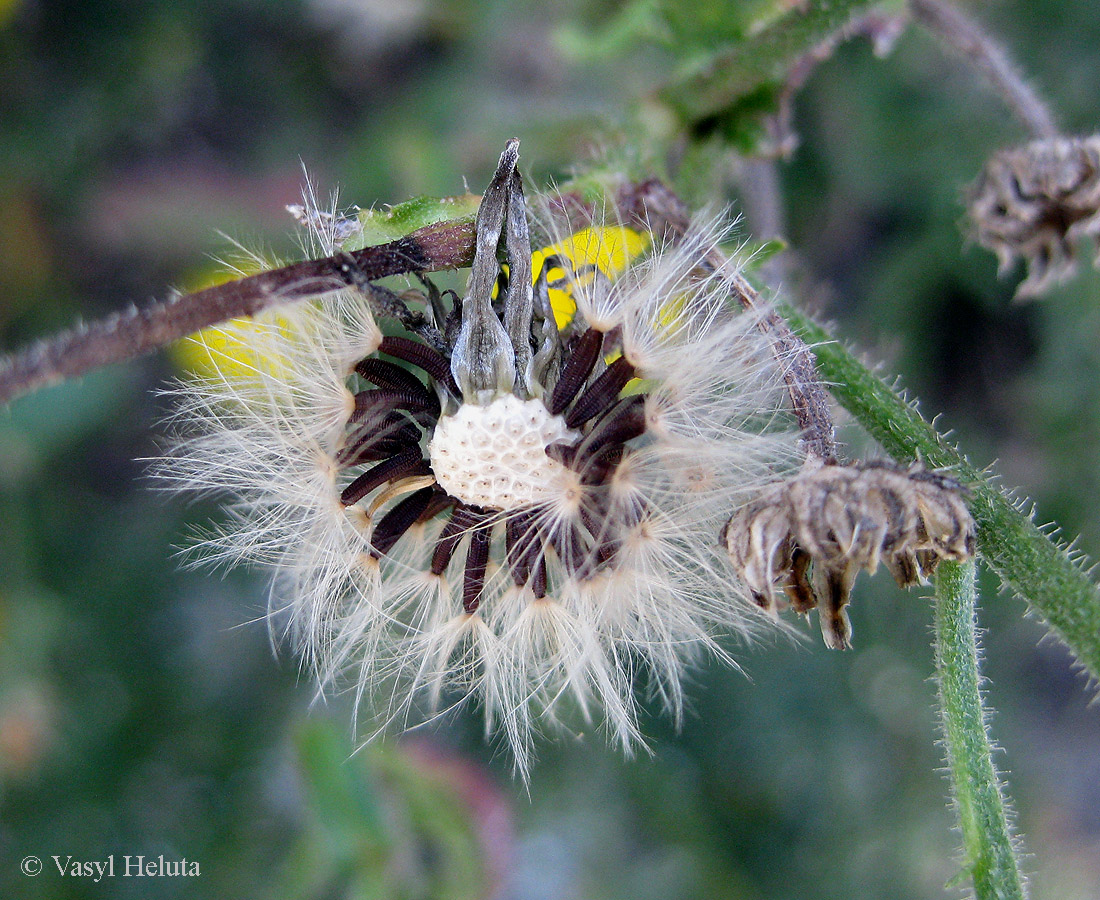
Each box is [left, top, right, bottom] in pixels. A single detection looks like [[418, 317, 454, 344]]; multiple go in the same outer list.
[[0, 219, 476, 407], [934, 560, 1027, 900], [781, 302, 1100, 681], [910, 0, 1058, 139]]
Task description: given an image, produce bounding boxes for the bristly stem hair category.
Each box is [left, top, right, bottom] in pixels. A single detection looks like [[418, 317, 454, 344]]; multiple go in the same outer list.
[[934, 560, 1027, 900]]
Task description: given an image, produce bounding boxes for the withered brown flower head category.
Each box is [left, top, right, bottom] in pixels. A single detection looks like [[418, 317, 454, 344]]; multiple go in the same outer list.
[[723, 460, 976, 650], [969, 135, 1100, 299]]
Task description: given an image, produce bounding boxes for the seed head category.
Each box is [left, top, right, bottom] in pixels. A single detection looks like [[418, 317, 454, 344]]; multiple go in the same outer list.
[[723, 459, 976, 649], [158, 145, 804, 775], [969, 135, 1100, 298], [428, 395, 577, 509]]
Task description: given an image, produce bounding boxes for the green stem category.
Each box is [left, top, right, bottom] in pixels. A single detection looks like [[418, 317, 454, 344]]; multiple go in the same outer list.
[[656, 0, 879, 126], [934, 560, 1027, 899], [779, 302, 1100, 682]]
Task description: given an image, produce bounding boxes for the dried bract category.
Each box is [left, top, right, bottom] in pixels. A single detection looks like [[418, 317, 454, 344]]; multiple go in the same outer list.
[[723, 460, 976, 649], [969, 135, 1100, 298]]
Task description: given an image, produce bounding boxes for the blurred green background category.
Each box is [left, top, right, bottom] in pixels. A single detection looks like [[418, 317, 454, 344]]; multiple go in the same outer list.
[[1, 0, 1099, 897]]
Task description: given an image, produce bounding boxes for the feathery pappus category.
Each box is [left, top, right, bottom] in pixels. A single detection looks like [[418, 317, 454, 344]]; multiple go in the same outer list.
[[158, 140, 805, 774]]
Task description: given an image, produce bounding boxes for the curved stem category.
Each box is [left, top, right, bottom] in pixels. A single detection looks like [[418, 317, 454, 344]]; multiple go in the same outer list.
[[910, 0, 1058, 139], [934, 560, 1027, 900]]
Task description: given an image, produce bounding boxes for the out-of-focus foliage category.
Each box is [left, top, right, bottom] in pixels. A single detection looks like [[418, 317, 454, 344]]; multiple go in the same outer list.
[[1, 0, 1100, 898], [568, 0, 882, 130], [281, 722, 504, 900]]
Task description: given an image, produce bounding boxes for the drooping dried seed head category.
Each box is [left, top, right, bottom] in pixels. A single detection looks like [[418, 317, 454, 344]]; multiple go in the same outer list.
[[723, 459, 976, 649], [968, 135, 1100, 299]]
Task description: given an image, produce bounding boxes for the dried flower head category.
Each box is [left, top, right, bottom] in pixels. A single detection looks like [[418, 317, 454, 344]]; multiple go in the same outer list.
[[158, 142, 803, 774], [969, 134, 1100, 298], [723, 459, 976, 650]]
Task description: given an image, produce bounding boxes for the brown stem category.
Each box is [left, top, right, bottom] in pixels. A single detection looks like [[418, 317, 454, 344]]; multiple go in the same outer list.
[[1, 174, 836, 468], [617, 179, 837, 464], [910, 0, 1058, 140], [0, 219, 476, 407]]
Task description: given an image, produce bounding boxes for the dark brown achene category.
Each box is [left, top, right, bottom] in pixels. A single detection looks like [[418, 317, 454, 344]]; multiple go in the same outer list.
[[969, 135, 1100, 298], [723, 460, 976, 649]]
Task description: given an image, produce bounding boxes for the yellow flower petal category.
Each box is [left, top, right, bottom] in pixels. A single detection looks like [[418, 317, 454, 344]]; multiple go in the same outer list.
[[532, 226, 650, 329]]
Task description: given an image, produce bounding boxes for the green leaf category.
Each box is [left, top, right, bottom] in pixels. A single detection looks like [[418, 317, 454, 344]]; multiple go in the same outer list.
[[741, 237, 789, 269], [295, 720, 389, 854], [282, 721, 496, 900], [345, 194, 482, 251]]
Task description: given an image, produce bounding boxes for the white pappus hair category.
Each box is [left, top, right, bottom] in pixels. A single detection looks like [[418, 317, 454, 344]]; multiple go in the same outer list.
[[156, 164, 804, 778]]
